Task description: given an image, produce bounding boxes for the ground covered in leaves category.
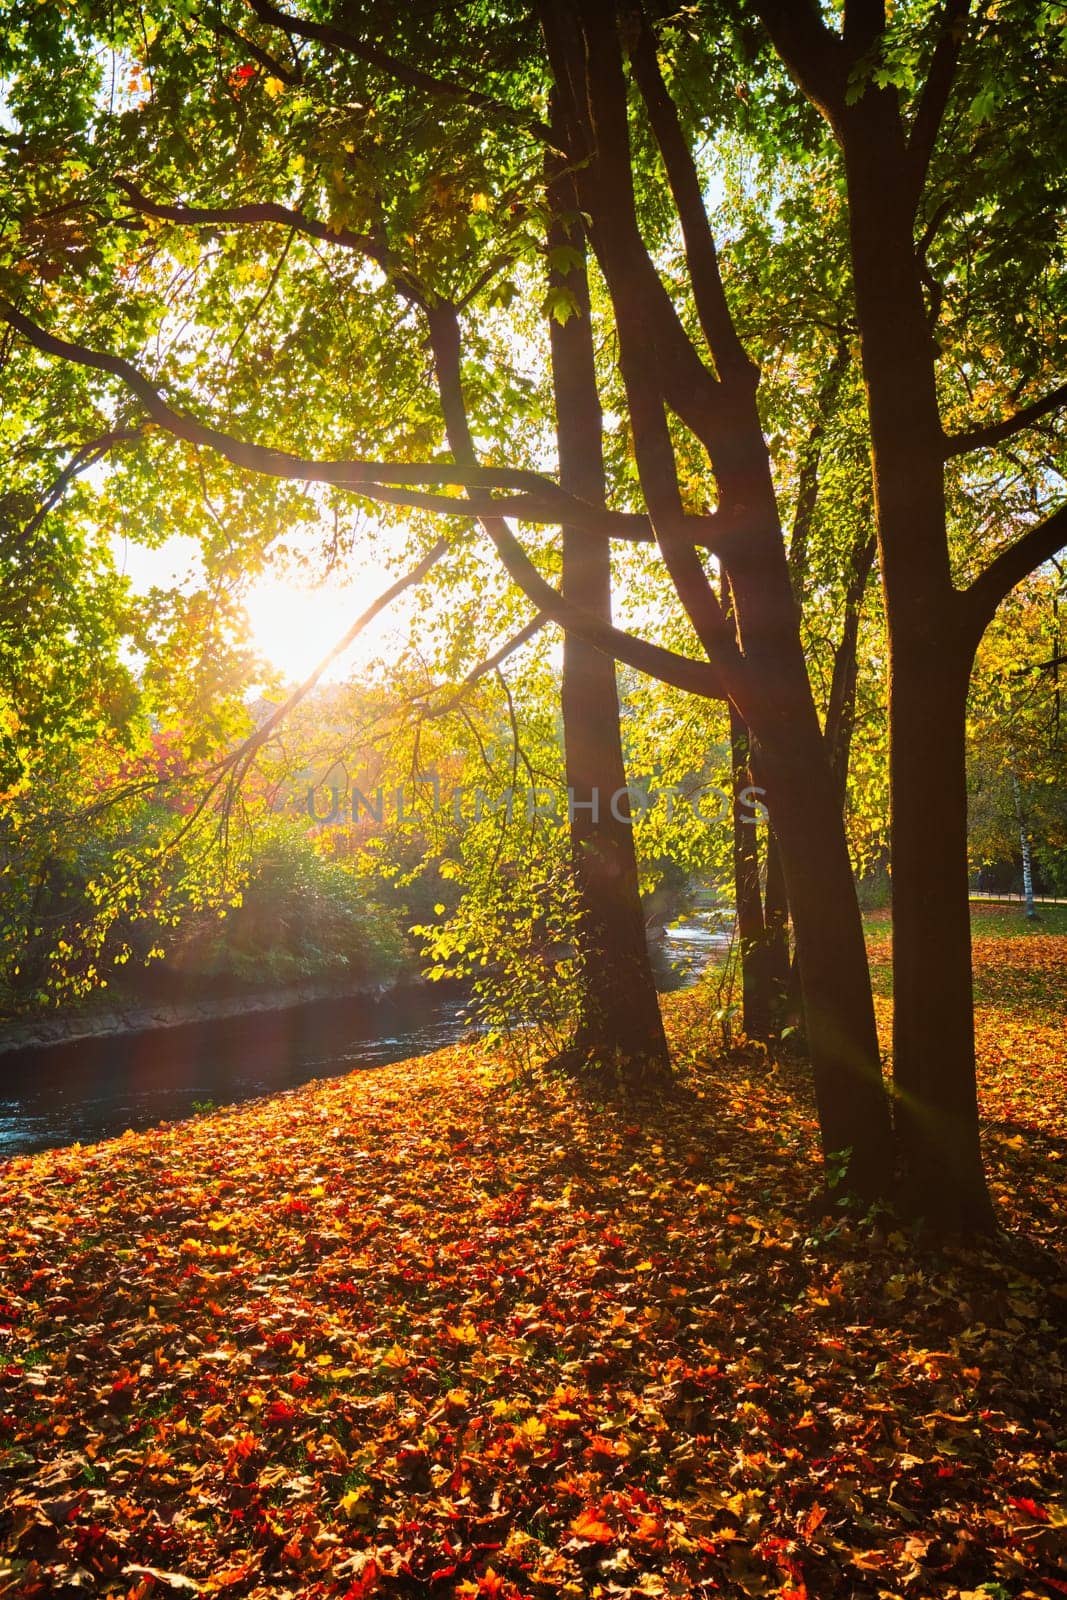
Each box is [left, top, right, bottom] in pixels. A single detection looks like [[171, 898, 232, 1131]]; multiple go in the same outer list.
[[2, 939, 1065, 1599]]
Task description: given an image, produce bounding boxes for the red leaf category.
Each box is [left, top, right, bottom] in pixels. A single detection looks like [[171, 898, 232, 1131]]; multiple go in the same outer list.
[[570, 1508, 615, 1544], [1008, 1495, 1049, 1522]]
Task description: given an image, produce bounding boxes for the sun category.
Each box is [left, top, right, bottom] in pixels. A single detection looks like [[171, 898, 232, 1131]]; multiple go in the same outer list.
[[113, 530, 416, 687], [243, 563, 402, 684]]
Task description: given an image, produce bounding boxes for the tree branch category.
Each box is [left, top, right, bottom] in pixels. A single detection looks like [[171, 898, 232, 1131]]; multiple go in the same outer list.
[[426, 297, 725, 699], [943, 381, 1067, 457], [202, 14, 302, 84], [424, 614, 548, 718], [114, 177, 423, 298], [843, 0, 886, 53], [751, 1, 848, 132], [0, 300, 732, 552], [244, 0, 546, 133], [561, 2, 742, 681], [11, 426, 143, 553], [349, 478, 722, 545], [0, 299, 553, 493], [964, 501, 1067, 644], [787, 338, 851, 598], [907, 0, 970, 195], [539, 0, 734, 463], [628, 5, 757, 391], [233, 535, 452, 770]]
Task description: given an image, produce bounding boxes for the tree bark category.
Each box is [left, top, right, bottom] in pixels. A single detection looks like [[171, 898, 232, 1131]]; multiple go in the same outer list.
[[890, 644, 994, 1229], [548, 191, 671, 1084], [1011, 767, 1038, 920], [839, 95, 996, 1230], [762, 827, 792, 1028]]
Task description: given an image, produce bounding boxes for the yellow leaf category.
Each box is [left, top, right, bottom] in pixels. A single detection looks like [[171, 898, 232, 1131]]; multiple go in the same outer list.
[[339, 1486, 372, 1519]]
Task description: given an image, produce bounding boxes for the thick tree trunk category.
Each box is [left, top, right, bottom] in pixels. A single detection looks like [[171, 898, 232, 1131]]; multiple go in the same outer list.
[[427, 285, 668, 1086], [890, 648, 996, 1230], [719, 434, 892, 1194], [839, 100, 996, 1230], [560, 616, 671, 1081], [548, 180, 671, 1085]]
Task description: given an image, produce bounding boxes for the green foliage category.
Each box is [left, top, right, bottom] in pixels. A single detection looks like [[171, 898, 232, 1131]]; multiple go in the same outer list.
[[183, 825, 405, 988], [414, 852, 583, 1072]]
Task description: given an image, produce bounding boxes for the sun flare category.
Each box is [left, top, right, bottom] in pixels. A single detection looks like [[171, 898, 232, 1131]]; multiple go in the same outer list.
[[243, 565, 401, 684]]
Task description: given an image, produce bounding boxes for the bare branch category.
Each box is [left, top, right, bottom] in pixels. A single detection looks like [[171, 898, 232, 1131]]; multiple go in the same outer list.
[[943, 382, 1067, 458]]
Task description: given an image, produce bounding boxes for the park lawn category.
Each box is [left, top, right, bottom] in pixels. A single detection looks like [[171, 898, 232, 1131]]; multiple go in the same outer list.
[[1, 941, 1065, 1600]]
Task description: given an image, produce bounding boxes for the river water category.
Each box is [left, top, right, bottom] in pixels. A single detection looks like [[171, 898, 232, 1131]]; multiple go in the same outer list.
[[0, 919, 732, 1160]]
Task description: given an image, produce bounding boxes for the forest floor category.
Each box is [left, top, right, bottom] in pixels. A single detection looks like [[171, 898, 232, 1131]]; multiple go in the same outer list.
[[1, 926, 1064, 1599]]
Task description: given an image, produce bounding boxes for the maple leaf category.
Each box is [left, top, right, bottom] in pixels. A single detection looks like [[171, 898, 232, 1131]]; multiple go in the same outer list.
[[570, 1508, 616, 1544]]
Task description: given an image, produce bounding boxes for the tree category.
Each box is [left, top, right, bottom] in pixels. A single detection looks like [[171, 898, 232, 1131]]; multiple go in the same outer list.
[[753, 0, 1067, 1228], [0, 0, 896, 1190], [968, 569, 1067, 901]]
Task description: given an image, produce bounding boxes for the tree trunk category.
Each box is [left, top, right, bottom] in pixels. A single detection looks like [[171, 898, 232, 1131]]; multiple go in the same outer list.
[[825, 533, 877, 805], [548, 175, 671, 1085], [427, 283, 669, 1087], [749, 703, 892, 1195], [1011, 768, 1038, 920], [762, 828, 793, 1028], [890, 647, 996, 1230], [731, 709, 790, 1039], [839, 99, 996, 1230], [730, 706, 770, 1037], [544, 0, 893, 1189]]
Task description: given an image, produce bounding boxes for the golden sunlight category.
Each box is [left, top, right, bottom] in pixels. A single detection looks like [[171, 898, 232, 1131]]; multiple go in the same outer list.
[[243, 564, 400, 685]]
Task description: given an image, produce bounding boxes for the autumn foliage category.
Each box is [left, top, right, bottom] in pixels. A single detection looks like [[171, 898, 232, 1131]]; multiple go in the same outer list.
[[1, 938, 1064, 1598]]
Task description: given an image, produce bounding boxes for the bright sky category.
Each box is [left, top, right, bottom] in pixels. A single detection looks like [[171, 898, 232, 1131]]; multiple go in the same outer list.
[[112, 532, 408, 685]]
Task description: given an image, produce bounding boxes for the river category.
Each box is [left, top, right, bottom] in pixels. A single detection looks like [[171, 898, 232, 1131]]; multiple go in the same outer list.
[[0, 919, 732, 1159]]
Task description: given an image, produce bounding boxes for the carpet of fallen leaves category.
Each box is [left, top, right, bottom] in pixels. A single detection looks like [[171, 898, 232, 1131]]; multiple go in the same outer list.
[[1, 948, 1065, 1599]]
